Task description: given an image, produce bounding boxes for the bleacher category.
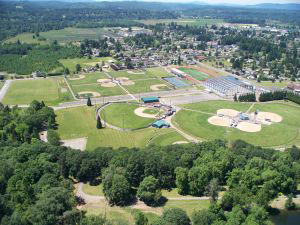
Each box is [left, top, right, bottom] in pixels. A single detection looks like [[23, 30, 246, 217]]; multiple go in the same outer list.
[[204, 75, 254, 96]]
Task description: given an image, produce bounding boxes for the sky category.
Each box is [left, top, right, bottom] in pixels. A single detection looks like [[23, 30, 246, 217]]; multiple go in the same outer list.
[[115, 0, 300, 4]]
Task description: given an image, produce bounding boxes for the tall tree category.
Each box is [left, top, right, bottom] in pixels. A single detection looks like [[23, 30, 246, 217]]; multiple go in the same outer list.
[[96, 116, 102, 129], [87, 97, 92, 107]]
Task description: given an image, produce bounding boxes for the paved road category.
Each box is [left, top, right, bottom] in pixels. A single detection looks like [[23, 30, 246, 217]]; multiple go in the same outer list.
[[0, 80, 11, 102], [55, 88, 223, 110]]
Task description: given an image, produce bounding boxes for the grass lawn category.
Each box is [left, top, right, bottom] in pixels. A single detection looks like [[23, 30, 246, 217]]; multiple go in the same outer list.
[[2, 77, 72, 105], [109, 70, 156, 80], [72, 83, 125, 97], [100, 103, 155, 129], [82, 183, 104, 196], [148, 130, 188, 146], [254, 81, 289, 88], [125, 79, 171, 94], [164, 200, 210, 216], [56, 106, 184, 150], [143, 108, 159, 114], [60, 57, 113, 73], [173, 100, 300, 147], [67, 72, 108, 85], [6, 28, 120, 44], [146, 67, 173, 78], [0, 81, 4, 90]]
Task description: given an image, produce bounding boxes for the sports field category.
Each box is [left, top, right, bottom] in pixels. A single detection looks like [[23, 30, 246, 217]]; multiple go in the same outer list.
[[100, 103, 155, 129], [56, 106, 187, 150], [125, 79, 171, 94], [72, 83, 125, 97], [173, 100, 300, 147], [67, 72, 108, 85], [2, 77, 73, 105], [109, 70, 156, 80], [146, 67, 173, 78], [178, 67, 210, 81], [6, 28, 120, 44]]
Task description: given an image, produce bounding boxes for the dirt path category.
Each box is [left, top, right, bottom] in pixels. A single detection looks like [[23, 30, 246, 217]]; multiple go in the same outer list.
[[246, 102, 256, 113], [0, 80, 11, 101], [64, 77, 78, 100]]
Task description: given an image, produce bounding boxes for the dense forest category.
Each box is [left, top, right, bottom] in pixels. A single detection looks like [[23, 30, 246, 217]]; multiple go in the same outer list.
[[0, 42, 80, 75], [0, 1, 178, 41], [1, 100, 300, 224]]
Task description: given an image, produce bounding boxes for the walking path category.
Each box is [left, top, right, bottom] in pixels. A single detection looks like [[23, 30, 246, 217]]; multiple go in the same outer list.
[[165, 107, 200, 143], [246, 102, 256, 114], [0, 80, 11, 101]]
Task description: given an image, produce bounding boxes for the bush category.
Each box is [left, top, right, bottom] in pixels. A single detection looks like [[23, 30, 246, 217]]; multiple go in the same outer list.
[[285, 194, 296, 210], [161, 208, 191, 225], [47, 129, 60, 146], [137, 176, 162, 206]]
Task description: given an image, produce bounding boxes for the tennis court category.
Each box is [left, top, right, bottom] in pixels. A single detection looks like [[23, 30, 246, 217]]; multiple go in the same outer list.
[[178, 67, 210, 81], [163, 77, 190, 87]]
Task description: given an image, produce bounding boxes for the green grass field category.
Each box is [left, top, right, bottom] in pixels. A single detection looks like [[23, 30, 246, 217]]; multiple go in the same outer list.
[[146, 67, 173, 78], [100, 103, 155, 129], [178, 67, 210, 81], [254, 81, 289, 88], [125, 79, 171, 94], [82, 183, 104, 196], [6, 28, 120, 44], [173, 100, 300, 147], [72, 83, 125, 97], [138, 18, 223, 26], [2, 77, 73, 105], [67, 72, 108, 85], [60, 57, 113, 73], [109, 70, 156, 80], [56, 106, 186, 150]]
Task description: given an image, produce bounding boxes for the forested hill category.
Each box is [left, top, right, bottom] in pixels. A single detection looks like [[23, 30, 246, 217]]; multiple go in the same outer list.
[[1, 100, 300, 224]]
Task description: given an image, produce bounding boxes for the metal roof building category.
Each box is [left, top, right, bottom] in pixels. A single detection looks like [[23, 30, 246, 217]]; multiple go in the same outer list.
[[141, 96, 159, 103]]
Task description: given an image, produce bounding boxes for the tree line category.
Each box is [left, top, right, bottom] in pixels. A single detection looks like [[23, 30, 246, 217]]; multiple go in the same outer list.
[[259, 90, 300, 104], [0, 42, 80, 75]]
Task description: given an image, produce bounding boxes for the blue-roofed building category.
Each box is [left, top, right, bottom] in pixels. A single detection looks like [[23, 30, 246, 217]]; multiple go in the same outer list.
[[141, 96, 159, 103], [152, 120, 170, 128]]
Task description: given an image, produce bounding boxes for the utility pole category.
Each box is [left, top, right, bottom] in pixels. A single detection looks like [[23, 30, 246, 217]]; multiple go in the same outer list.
[[122, 113, 125, 131]]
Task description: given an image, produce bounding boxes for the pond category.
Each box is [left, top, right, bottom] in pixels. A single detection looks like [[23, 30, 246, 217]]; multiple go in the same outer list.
[[270, 210, 300, 225]]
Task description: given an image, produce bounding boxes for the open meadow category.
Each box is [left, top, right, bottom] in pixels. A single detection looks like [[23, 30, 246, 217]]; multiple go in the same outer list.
[[173, 100, 300, 147], [5, 28, 120, 44], [138, 18, 224, 26], [56, 106, 187, 150], [60, 57, 114, 72], [2, 77, 73, 105]]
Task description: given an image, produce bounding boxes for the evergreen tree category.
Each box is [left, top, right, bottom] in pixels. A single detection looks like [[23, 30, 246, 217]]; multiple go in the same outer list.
[[96, 116, 102, 129], [87, 97, 92, 107], [234, 94, 238, 102]]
